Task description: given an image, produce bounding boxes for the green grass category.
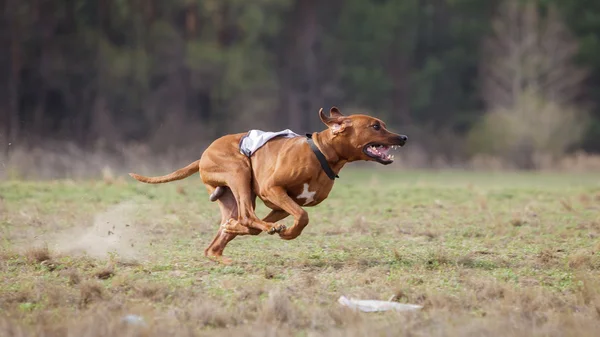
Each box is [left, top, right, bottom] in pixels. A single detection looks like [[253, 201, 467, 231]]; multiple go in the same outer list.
[[1, 168, 600, 336]]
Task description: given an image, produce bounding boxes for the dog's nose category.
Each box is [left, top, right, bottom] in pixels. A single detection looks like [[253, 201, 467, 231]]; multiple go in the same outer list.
[[398, 135, 408, 144]]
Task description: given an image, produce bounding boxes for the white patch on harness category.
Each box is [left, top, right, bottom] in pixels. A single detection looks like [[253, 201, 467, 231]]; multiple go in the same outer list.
[[239, 129, 300, 157], [297, 183, 316, 206]]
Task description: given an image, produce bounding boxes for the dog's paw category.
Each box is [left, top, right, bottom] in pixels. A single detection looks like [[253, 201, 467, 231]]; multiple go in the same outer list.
[[267, 224, 286, 235], [207, 255, 233, 265], [222, 219, 246, 234], [278, 229, 295, 240]]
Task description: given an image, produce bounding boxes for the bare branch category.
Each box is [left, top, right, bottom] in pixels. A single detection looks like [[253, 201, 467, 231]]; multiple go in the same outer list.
[[479, 0, 587, 108]]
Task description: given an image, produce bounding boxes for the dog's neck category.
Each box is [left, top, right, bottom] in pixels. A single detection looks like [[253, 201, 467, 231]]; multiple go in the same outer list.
[[310, 131, 349, 175]]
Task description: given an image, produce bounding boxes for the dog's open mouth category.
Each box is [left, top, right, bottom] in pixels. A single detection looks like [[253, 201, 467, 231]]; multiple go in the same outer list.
[[363, 144, 401, 164]]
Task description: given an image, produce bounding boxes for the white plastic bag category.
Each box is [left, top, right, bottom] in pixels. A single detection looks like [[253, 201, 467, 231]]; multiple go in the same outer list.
[[337, 296, 423, 313]]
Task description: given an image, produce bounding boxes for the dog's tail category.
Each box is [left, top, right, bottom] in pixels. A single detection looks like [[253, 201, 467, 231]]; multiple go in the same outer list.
[[129, 160, 200, 184]]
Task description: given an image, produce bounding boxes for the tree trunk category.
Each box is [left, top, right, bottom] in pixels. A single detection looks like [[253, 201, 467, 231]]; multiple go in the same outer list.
[[7, 0, 21, 148], [388, 1, 420, 126], [185, 3, 198, 39], [33, 0, 51, 140], [389, 52, 412, 125], [299, 0, 319, 132], [278, 0, 318, 133], [90, 0, 106, 142], [33, 88, 47, 139], [0, 0, 9, 155]]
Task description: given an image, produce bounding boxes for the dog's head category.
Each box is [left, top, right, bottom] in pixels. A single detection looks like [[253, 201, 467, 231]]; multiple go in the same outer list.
[[319, 106, 407, 165]]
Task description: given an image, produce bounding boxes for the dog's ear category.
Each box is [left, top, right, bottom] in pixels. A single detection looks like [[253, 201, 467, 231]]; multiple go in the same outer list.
[[319, 107, 349, 135], [329, 106, 344, 118]]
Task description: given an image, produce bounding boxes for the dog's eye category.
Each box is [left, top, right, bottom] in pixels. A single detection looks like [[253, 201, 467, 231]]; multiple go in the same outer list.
[[372, 124, 381, 131]]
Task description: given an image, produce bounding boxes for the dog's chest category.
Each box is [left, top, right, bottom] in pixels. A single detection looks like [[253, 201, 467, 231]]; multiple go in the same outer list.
[[290, 180, 333, 207]]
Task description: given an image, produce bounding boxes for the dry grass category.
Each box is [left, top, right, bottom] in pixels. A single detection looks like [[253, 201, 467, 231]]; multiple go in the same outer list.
[[63, 269, 82, 285], [80, 281, 105, 308], [2, 141, 600, 182], [94, 264, 115, 280], [1, 169, 600, 336], [259, 289, 295, 324], [568, 250, 600, 270], [25, 246, 51, 264], [0, 141, 204, 180]]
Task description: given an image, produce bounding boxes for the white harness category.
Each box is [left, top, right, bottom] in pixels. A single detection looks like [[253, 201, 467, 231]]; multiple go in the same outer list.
[[239, 129, 301, 157]]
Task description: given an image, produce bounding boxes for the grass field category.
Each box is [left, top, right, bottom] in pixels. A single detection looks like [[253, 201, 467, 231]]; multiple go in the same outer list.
[[1, 169, 600, 336]]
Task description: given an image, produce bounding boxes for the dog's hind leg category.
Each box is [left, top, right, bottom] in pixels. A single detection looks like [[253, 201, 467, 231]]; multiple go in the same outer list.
[[223, 209, 290, 235], [225, 173, 287, 235], [205, 228, 241, 265], [199, 139, 284, 235], [204, 186, 260, 264]]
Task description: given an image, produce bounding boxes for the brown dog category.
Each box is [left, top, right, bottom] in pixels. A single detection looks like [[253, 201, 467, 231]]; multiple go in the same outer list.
[[129, 107, 407, 264]]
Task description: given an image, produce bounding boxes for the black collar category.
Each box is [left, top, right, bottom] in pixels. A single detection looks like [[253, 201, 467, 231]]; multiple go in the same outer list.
[[306, 134, 339, 180]]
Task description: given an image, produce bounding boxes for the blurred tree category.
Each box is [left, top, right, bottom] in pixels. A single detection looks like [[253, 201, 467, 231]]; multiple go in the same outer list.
[[471, 0, 588, 168], [480, 0, 587, 109], [0, 0, 598, 160], [0, 0, 10, 154], [277, 0, 319, 132], [549, 0, 600, 151], [412, 0, 498, 132], [330, 0, 418, 124], [328, 0, 495, 131], [1, 0, 23, 153]]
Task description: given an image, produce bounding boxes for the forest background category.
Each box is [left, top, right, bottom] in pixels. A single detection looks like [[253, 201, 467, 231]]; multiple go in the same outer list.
[[2, 0, 600, 178]]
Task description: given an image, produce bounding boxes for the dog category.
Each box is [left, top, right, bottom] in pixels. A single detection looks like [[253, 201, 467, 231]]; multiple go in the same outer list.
[[129, 107, 407, 264]]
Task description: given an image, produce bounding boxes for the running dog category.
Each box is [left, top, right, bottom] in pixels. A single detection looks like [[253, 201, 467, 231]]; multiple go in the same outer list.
[[129, 107, 407, 264]]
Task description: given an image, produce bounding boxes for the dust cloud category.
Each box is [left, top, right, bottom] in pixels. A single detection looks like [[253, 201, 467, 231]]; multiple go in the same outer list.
[[48, 200, 151, 261]]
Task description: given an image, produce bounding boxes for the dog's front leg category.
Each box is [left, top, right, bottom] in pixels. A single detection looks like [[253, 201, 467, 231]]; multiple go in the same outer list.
[[262, 210, 290, 223], [262, 187, 308, 240]]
